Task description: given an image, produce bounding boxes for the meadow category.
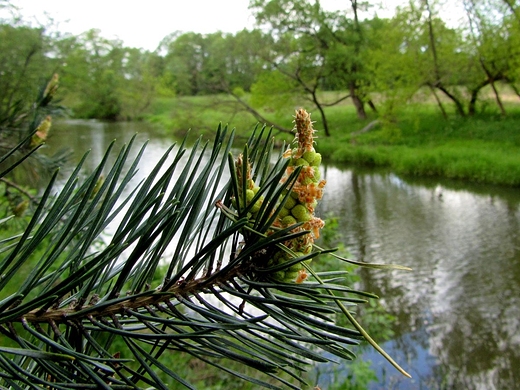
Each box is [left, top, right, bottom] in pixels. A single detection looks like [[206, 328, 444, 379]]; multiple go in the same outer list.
[[145, 89, 520, 187]]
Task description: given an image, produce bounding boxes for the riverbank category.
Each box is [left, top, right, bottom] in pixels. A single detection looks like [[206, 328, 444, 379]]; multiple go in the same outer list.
[[146, 95, 520, 187], [319, 105, 520, 186]]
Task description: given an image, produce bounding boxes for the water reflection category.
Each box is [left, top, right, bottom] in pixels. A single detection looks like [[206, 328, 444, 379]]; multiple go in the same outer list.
[[321, 165, 520, 389], [47, 119, 173, 178]]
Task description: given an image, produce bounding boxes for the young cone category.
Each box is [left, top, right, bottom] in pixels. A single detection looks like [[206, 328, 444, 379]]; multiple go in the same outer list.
[[272, 108, 326, 282]]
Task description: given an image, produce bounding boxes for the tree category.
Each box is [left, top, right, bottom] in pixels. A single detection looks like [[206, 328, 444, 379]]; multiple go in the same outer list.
[[463, 0, 520, 114], [0, 109, 410, 388], [159, 31, 206, 96], [0, 24, 52, 127], [117, 48, 170, 119], [54, 30, 124, 120], [55, 29, 161, 120], [0, 3, 67, 197], [364, 16, 424, 119], [159, 30, 270, 96], [248, 0, 378, 135]]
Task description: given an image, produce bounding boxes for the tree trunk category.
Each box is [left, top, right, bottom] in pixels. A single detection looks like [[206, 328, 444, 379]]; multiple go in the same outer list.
[[309, 89, 331, 136], [468, 88, 479, 116], [428, 84, 448, 119], [437, 85, 466, 116], [424, 0, 466, 116], [350, 82, 367, 120], [479, 59, 506, 116], [349, 0, 367, 121], [468, 78, 494, 115], [490, 79, 506, 116]]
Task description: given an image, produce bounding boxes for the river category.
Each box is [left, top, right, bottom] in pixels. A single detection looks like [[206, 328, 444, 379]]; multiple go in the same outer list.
[[44, 119, 520, 390]]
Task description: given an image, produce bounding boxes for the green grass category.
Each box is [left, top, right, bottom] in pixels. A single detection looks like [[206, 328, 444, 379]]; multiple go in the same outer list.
[[318, 103, 520, 186], [146, 95, 296, 146], [146, 93, 520, 186]]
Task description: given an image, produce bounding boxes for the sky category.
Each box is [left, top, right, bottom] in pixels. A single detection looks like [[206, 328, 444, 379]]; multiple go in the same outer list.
[[3, 0, 258, 51], [2, 1, 409, 51]]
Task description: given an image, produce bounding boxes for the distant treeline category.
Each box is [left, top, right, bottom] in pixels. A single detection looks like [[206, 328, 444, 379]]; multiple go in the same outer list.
[[1, 0, 519, 128]]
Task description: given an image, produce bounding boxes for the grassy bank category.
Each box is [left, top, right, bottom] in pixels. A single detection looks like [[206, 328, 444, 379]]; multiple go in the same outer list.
[[146, 95, 294, 141], [146, 94, 520, 187], [319, 104, 520, 186]]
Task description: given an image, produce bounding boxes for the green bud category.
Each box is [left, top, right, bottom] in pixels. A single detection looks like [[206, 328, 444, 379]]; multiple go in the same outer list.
[[303, 150, 317, 164], [284, 271, 299, 282], [295, 158, 309, 167], [313, 153, 322, 166], [288, 252, 305, 271], [250, 199, 262, 213], [246, 189, 255, 203], [273, 251, 285, 261], [288, 262, 303, 271], [312, 167, 321, 181], [278, 207, 289, 218], [291, 204, 311, 222], [282, 215, 297, 226], [284, 196, 296, 210], [301, 176, 313, 185]]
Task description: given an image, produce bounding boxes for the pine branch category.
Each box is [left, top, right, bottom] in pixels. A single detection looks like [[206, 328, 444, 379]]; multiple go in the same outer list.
[[0, 111, 411, 388]]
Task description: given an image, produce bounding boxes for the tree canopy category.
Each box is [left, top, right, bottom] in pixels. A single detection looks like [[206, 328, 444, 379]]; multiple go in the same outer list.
[[1, 0, 519, 123]]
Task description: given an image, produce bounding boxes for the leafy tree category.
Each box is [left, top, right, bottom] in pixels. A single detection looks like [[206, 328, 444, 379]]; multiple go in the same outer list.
[[0, 5, 68, 186], [53, 30, 124, 120], [117, 48, 170, 119], [160, 32, 207, 96], [226, 29, 271, 92], [160, 30, 270, 96], [364, 16, 424, 120], [463, 0, 520, 114], [0, 24, 52, 127], [248, 0, 377, 135], [0, 109, 410, 388], [55, 29, 162, 120]]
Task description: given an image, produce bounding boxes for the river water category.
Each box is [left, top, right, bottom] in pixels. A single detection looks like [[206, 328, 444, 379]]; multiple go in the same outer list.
[[45, 120, 520, 390]]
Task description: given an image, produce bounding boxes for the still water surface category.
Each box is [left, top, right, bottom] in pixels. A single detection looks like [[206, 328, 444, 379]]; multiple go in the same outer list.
[[46, 120, 520, 390]]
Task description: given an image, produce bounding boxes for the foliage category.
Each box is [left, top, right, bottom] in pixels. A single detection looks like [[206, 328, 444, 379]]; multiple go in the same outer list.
[[158, 30, 270, 96], [3, 0, 520, 128], [55, 29, 166, 120], [0, 24, 52, 126], [250, 71, 300, 114]]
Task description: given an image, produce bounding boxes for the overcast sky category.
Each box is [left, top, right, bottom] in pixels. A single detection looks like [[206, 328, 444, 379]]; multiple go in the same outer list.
[[2, 0, 257, 50], [2, 1, 426, 51]]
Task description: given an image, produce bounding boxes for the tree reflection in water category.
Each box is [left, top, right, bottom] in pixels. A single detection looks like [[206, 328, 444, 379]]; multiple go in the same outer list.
[[321, 165, 520, 390]]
